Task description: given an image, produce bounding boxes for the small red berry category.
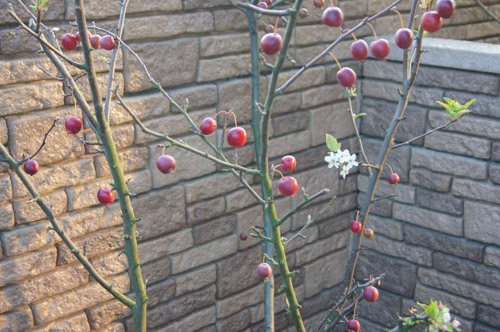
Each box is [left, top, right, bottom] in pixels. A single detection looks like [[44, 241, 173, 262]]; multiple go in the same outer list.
[[364, 228, 374, 239], [436, 0, 455, 18], [199, 117, 217, 135], [280, 155, 296, 172], [350, 221, 362, 233], [97, 188, 115, 206], [388, 173, 400, 184], [370, 39, 391, 60], [24, 159, 39, 176], [421, 11, 442, 33], [227, 127, 247, 148], [65, 116, 83, 134], [363, 286, 379, 302], [263, 0, 273, 5], [90, 34, 101, 49], [351, 40, 369, 62], [61, 33, 77, 51], [322, 7, 344, 27], [347, 319, 361, 331], [313, 0, 325, 8], [395, 28, 414, 49], [264, 24, 274, 34], [260, 33, 283, 55], [256, 262, 272, 278], [157, 155, 176, 174], [336, 67, 357, 88], [298, 8, 309, 18], [278, 176, 299, 196], [240, 233, 248, 241], [100, 35, 115, 50], [75, 31, 90, 43]]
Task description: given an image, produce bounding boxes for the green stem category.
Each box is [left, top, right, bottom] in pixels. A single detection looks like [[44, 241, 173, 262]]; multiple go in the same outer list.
[[74, 1, 147, 330], [245, 10, 275, 332]]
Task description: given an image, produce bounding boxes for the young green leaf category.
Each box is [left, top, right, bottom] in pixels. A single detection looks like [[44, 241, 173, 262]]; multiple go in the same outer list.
[[326, 134, 340, 152]]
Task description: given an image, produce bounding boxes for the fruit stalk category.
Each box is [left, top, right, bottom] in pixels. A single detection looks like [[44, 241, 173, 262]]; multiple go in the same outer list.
[[74, 1, 148, 330]]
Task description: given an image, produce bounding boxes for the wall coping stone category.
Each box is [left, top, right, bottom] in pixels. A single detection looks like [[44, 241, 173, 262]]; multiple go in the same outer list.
[[379, 36, 500, 75]]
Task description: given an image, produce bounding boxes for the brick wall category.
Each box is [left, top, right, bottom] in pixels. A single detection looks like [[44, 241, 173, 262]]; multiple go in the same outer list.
[[356, 38, 500, 331], [0, 0, 499, 331]]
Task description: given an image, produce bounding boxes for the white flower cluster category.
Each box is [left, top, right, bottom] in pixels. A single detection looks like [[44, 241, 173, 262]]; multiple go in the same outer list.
[[324, 149, 358, 179]]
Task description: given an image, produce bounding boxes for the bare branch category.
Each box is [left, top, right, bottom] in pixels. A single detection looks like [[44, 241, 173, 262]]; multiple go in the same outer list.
[[392, 117, 462, 149], [276, 189, 330, 226]]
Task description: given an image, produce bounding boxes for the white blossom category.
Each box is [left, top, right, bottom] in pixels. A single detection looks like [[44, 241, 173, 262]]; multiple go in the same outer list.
[[443, 312, 451, 323], [346, 153, 359, 169], [340, 165, 350, 179]]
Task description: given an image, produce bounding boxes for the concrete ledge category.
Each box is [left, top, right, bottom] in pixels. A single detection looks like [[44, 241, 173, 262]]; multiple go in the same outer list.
[[380, 37, 500, 75]]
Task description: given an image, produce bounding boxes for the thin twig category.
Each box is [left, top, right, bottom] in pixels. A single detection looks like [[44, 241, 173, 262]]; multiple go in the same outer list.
[[346, 91, 371, 175], [276, 189, 330, 226], [475, 0, 500, 24], [285, 196, 336, 245], [392, 117, 461, 149], [29, 118, 59, 160]]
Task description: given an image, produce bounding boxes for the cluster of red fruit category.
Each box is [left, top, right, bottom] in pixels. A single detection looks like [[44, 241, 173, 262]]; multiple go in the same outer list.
[[61, 31, 115, 51], [346, 286, 380, 331], [421, 0, 455, 32]]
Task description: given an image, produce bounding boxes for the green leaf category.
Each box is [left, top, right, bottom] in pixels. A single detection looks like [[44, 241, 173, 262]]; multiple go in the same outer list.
[[436, 101, 452, 113], [325, 134, 340, 152], [354, 113, 366, 119], [463, 98, 476, 109]]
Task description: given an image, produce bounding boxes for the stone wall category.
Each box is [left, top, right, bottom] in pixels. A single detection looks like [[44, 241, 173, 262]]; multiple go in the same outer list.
[[0, 0, 499, 331], [356, 38, 500, 331]]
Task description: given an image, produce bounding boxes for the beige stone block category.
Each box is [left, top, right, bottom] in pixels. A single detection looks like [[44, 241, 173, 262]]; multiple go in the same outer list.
[[0, 81, 64, 116], [303, 249, 348, 298], [185, 172, 243, 203], [0, 307, 33, 331], [56, 226, 123, 265], [310, 102, 354, 146], [0, 247, 56, 287], [411, 148, 487, 180], [200, 33, 251, 57], [94, 146, 147, 177], [268, 130, 311, 159], [169, 84, 218, 112], [31, 312, 90, 332], [175, 264, 217, 297], [11, 157, 96, 197], [66, 177, 116, 211], [157, 306, 216, 332], [485, 246, 500, 269], [123, 13, 213, 41], [85, 123, 135, 156], [86, 299, 129, 330], [393, 203, 463, 236], [226, 187, 260, 213], [0, 120, 7, 144], [198, 54, 252, 82], [1, 205, 122, 256], [123, 38, 198, 93], [75, 73, 124, 103], [66, 0, 182, 19], [138, 228, 194, 264], [217, 77, 267, 123], [187, 196, 225, 224], [171, 235, 238, 273], [363, 234, 432, 266], [428, 111, 500, 141], [0, 174, 9, 201], [0, 202, 14, 230], [32, 273, 129, 324], [7, 107, 85, 165], [301, 84, 345, 109], [237, 205, 264, 250], [294, 230, 349, 266], [133, 185, 186, 239], [96, 322, 125, 332], [464, 201, 500, 246], [147, 278, 176, 307], [90, 250, 129, 278], [419, 268, 500, 310], [13, 190, 67, 224], [0, 264, 88, 314], [214, 9, 248, 32], [217, 284, 264, 318], [294, 24, 339, 46], [276, 67, 326, 93], [367, 214, 403, 240]]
